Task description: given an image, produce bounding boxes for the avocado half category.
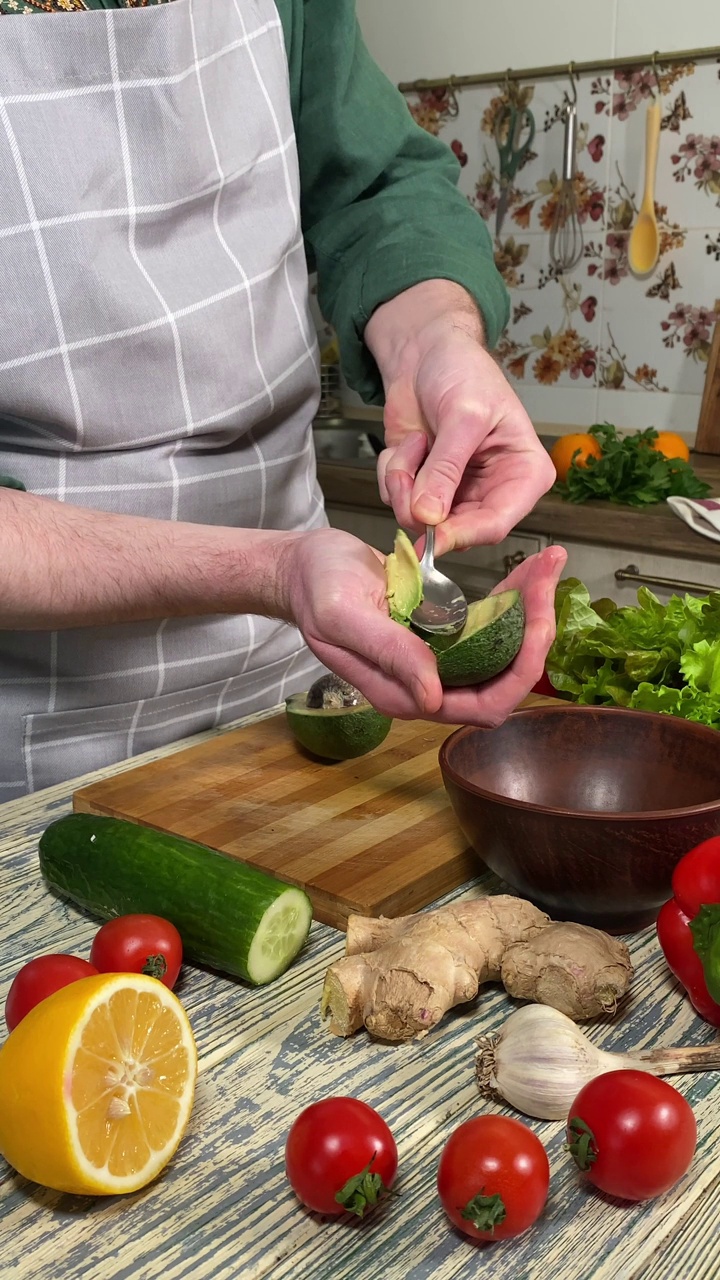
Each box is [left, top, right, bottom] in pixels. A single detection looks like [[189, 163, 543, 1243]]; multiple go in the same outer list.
[[384, 529, 525, 687], [285, 674, 392, 761], [428, 590, 525, 686]]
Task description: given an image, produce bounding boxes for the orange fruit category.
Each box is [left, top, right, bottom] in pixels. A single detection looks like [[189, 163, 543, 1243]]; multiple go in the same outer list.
[[649, 431, 690, 463], [550, 433, 603, 484], [0, 973, 196, 1195]]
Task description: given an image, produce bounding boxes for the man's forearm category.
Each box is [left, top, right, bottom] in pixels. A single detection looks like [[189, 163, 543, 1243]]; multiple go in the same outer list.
[[0, 490, 301, 630]]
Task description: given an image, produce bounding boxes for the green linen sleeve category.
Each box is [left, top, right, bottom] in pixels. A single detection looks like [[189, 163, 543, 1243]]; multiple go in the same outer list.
[[292, 0, 510, 405]]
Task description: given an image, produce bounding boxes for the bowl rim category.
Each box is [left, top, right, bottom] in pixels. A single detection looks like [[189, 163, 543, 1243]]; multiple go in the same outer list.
[[438, 704, 720, 822]]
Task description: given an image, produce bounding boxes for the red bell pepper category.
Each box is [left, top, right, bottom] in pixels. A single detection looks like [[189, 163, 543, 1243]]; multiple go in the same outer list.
[[657, 835, 720, 1026]]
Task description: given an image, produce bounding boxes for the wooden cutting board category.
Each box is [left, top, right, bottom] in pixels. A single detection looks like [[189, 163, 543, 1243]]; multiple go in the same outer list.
[[73, 696, 555, 931]]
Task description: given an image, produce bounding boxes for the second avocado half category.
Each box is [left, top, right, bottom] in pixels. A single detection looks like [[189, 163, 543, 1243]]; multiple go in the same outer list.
[[385, 529, 525, 687]]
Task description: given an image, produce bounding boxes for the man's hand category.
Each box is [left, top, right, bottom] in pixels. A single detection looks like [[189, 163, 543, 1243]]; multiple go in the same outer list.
[[282, 528, 566, 725], [359, 277, 566, 722], [364, 280, 557, 555]]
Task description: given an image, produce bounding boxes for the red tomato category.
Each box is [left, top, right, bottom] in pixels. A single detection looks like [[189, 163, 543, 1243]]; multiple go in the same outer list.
[[437, 1115, 550, 1242], [90, 915, 183, 989], [567, 1070, 697, 1201], [5, 954, 98, 1031], [285, 1097, 398, 1217]]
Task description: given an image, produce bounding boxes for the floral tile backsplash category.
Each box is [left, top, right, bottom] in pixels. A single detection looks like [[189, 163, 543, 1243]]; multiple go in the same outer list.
[[406, 57, 720, 437]]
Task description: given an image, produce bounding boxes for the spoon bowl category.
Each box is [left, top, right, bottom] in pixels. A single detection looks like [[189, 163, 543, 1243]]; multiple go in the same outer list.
[[628, 100, 661, 276], [628, 210, 660, 275], [410, 526, 468, 637]]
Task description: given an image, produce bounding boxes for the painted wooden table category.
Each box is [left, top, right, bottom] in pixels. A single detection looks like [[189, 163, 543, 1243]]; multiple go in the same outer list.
[[2, 706, 720, 1280]]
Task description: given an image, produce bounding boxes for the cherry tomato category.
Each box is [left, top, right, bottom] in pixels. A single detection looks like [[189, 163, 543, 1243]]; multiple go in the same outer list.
[[437, 1115, 550, 1241], [5, 954, 98, 1031], [285, 1097, 398, 1217], [90, 915, 182, 989], [567, 1070, 697, 1201]]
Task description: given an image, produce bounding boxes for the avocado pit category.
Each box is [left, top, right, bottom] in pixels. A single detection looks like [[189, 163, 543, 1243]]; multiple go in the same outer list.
[[305, 674, 368, 710]]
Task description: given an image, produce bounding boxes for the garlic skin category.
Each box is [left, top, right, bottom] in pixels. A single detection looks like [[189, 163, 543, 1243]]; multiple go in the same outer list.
[[476, 1005, 647, 1120]]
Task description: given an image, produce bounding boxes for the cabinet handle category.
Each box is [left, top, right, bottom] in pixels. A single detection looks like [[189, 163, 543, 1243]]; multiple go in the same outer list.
[[615, 564, 719, 593], [503, 550, 526, 575]]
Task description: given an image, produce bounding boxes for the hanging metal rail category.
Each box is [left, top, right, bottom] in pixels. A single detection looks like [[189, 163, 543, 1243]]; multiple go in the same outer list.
[[397, 44, 720, 95]]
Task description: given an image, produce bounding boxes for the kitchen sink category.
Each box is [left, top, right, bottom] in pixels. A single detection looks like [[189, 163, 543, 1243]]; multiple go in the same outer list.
[[313, 419, 558, 464], [312, 417, 382, 463]]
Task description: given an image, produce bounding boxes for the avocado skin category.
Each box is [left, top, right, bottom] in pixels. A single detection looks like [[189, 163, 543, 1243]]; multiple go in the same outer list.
[[285, 695, 392, 761], [431, 592, 525, 688]]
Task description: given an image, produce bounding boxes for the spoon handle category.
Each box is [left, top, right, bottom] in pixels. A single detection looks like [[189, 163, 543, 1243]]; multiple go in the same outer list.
[[420, 524, 435, 570], [641, 100, 662, 209]]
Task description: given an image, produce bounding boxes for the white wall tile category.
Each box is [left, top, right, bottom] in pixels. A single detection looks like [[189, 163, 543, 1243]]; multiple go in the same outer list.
[[347, 1, 718, 440], [614, 0, 718, 59], [596, 389, 702, 436], [356, 0, 719, 86], [516, 384, 600, 427], [355, 0, 616, 83]]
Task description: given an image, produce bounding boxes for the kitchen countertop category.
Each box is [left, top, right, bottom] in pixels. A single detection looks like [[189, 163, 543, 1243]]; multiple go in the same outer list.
[[3, 708, 720, 1280], [317, 453, 720, 567]]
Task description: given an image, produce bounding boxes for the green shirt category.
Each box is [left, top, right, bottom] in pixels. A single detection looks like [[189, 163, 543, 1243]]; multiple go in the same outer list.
[[0, 0, 509, 406]]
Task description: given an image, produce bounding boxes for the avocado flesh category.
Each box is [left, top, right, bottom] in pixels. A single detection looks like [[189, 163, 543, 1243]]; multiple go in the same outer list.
[[385, 529, 423, 625], [429, 590, 525, 687]]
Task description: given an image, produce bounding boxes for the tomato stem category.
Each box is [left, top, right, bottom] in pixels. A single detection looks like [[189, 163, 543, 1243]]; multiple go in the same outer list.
[[142, 954, 168, 980], [460, 1189, 506, 1233], [566, 1116, 598, 1171], [335, 1157, 389, 1218]]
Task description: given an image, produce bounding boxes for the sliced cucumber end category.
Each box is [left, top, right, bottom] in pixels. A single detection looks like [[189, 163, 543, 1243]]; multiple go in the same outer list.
[[245, 886, 313, 984]]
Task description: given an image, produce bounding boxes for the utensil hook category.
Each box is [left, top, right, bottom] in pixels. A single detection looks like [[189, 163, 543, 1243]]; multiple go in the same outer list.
[[649, 51, 662, 100], [446, 74, 459, 118], [566, 61, 578, 106], [504, 67, 512, 100]]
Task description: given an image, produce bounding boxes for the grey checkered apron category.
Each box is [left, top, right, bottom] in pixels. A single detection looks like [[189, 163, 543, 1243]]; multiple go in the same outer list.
[[0, 0, 326, 799]]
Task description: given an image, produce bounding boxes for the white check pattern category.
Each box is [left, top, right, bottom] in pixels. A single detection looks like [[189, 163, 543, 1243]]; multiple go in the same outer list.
[[0, 0, 326, 798]]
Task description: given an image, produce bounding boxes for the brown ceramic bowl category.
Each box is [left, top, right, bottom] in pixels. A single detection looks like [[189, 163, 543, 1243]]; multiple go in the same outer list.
[[439, 705, 720, 933]]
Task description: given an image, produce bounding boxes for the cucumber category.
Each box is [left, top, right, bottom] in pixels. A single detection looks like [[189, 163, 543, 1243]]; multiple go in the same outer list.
[[38, 814, 313, 985]]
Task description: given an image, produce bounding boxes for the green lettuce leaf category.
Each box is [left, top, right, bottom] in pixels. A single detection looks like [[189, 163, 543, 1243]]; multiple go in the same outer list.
[[546, 577, 720, 731], [681, 640, 720, 695]]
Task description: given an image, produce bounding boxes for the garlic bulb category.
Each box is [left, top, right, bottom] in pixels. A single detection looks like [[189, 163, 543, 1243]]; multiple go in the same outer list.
[[476, 1004, 720, 1121]]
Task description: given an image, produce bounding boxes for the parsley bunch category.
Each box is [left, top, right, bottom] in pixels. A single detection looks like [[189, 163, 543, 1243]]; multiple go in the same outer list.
[[554, 423, 711, 507]]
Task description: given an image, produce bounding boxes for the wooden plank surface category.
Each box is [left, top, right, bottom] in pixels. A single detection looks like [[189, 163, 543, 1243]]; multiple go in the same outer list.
[[3, 711, 720, 1280], [317, 454, 720, 565], [73, 715, 480, 930]]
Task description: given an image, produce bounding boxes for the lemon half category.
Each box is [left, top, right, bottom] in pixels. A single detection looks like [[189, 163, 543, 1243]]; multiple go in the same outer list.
[[0, 972, 197, 1195]]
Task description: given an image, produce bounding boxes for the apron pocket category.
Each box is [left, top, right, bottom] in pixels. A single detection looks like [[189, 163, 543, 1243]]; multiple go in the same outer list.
[[21, 651, 321, 794]]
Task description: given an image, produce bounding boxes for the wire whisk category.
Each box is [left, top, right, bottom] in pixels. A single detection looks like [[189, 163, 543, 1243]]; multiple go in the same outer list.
[[549, 98, 584, 274]]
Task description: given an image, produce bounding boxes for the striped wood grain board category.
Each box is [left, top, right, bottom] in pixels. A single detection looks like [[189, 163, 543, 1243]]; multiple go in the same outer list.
[[72, 696, 557, 930], [72, 714, 474, 930]]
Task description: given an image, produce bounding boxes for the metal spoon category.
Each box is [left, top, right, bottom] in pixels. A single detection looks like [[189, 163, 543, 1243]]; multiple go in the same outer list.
[[410, 525, 468, 637]]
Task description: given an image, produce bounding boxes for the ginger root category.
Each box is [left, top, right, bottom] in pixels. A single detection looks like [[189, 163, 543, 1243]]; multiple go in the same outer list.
[[321, 896, 633, 1042], [500, 921, 632, 1021]]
